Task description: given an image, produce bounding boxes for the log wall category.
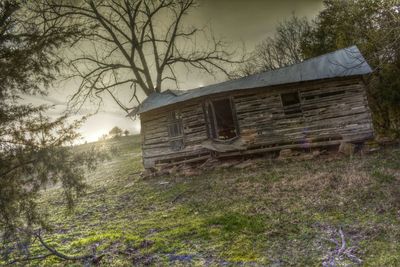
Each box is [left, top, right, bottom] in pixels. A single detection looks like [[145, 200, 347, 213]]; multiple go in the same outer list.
[[140, 101, 210, 168], [140, 77, 374, 169]]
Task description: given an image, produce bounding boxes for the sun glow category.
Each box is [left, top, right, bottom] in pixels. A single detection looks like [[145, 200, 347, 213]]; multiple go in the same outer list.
[[85, 131, 108, 143], [133, 121, 141, 133]]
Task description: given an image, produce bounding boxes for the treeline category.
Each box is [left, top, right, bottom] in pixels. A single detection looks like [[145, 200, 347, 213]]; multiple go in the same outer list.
[[235, 0, 400, 138], [98, 127, 131, 141]]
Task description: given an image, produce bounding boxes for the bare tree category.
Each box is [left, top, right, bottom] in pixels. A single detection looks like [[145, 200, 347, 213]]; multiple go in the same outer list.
[[232, 15, 311, 78], [41, 0, 239, 113], [258, 15, 310, 70]]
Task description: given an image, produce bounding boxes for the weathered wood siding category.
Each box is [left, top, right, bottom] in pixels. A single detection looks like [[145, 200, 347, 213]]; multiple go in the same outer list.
[[140, 101, 210, 168], [226, 77, 373, 157], [140, 77, 373, 168]]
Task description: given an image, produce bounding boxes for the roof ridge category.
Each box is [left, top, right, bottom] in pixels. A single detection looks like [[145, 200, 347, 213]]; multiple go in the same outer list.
[[180, 45, 360, 93], [135, 45, 371, 115]]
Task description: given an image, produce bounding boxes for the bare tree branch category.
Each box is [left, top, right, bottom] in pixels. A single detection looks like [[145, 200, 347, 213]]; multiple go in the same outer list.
[[41, 0, 240, 114]]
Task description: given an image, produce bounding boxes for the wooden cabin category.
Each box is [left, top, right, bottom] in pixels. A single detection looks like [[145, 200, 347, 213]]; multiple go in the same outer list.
[[132, 46, 374, 169]]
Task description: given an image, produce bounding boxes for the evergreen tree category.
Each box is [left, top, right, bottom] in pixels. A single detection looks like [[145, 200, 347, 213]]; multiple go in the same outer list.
[[0, 1, 105, 259]]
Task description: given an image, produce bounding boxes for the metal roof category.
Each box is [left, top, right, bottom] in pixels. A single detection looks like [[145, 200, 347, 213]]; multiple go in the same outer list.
[[135, 46, 372, 114]]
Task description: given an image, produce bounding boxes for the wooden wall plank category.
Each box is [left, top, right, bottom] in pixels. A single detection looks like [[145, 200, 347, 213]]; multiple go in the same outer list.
[[141, 77, 374, 169]]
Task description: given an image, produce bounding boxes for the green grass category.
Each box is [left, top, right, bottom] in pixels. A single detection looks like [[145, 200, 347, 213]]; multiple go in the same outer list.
[[6, 136, 400, 266]]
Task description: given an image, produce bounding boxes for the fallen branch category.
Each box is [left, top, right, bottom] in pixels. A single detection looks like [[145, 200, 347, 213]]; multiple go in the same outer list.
[[322, 227, 362, 266], [171, 189, 190, 203], [7, 229, 104, 265], [6, 253, 53, 265], [34, 230, 94, 261], [337, 228, 346, 255]]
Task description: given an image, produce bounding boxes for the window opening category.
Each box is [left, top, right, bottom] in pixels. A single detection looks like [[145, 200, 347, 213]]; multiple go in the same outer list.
[[210, 98, 238, 140], [281, 92, 302, 115]]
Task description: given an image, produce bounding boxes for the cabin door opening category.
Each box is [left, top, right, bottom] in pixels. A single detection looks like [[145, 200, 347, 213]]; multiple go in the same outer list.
[[206, 98, 238, 141]]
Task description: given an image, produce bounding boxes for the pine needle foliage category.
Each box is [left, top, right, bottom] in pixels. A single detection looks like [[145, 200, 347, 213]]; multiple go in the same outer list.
[[0, 0, 105, 242]]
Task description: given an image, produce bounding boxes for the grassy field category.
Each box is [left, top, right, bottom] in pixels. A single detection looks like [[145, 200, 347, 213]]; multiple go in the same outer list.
[[19, 136, 400, 266]]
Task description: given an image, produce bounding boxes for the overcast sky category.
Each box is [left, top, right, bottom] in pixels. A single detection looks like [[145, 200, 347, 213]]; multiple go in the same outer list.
[[21, 0, 323, 143]]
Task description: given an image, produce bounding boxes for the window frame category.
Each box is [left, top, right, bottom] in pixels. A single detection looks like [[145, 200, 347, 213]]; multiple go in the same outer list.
[[280, 90, 303, 116], [167, 110, 184, 151], [204, 97, 240, 142]]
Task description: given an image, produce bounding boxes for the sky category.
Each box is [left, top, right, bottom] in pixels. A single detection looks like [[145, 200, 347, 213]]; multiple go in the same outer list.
[[21, 0, 324, 143]]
